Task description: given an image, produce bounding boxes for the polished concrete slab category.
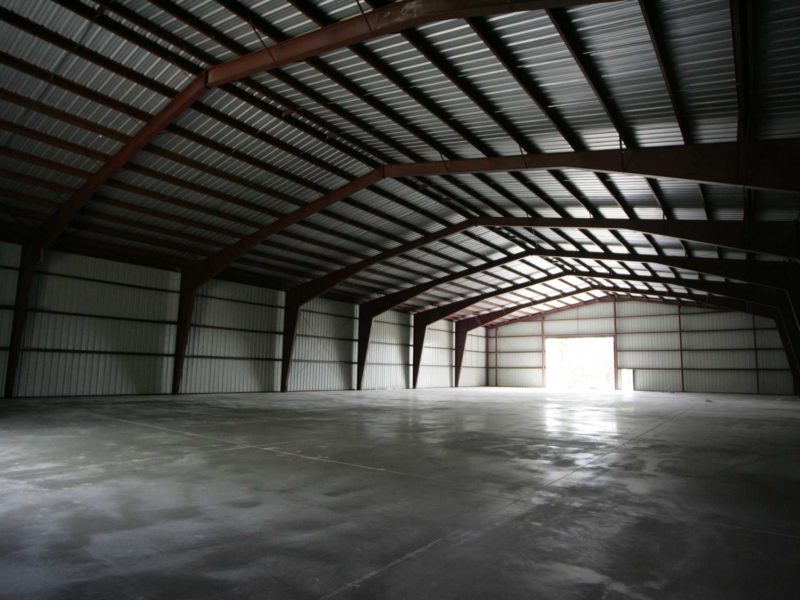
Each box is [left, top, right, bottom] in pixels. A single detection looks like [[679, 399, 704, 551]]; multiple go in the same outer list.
[[1, 387, 799, 599]]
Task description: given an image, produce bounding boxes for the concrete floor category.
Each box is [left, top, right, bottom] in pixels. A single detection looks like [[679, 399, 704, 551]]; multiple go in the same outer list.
[[1, 388, 799, 599]]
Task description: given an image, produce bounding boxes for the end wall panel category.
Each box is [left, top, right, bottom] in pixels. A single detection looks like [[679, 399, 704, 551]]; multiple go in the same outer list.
[[461, 328, 487, 387], [17, 252, 179, 397], [759, 371, 794, 395], [0, 242, 21, 269], [491, 300, 793, 395], [417, 320, 453, 389], [0, 243, 20, 394], [634, 369, 682, 392], [363, 311, 409, 390], [289, 298, 356, 392], [182, 358, 279, 394], [684, 370, 757, 394], [0, 351, 6, 395], [186, 280, 283, 394], [497, 368, 543, 387], [17, 353, 173, 397]]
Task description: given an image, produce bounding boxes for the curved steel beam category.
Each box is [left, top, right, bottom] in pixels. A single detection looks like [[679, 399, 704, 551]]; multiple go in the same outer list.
[[278, 220, 800, 391], [196, 142, 800, 288]]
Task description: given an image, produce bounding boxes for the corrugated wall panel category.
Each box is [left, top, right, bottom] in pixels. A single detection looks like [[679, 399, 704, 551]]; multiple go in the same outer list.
[[754, 316, 776, 329], [0, 267, 17, 305], [757, 349, 790, 370], [189, 327, 279, 359], [0, 351, 6, 394], [294, 337, 353, 362], [498, 352, 542, 368], [575, 319, 615, 335], [615, 301, 678, 317], [497, 335, 542, 352], [186, 280, 283, 394], [575, 302, 615, 319], [759, 371, 794, 395], [418, 319, 453, 388], [678, 306, 718, 314], [617, 332, 680, 350], [1, 244, 19, 394], [365, 313, 410, 391], [635, 369, 682, 392], [756, 328, 782, 348], [618, 350, 681, 369], [296, 309, 354, 340], [682, 330, 753, 350], [32, 275, 178, 321], [17, 352, 172, 397], [681, 312, 753, 331], [289, 361, 353, 392], [26, 314, 174, 354], [617, 314, 680, 333], [461, 328, 487, 387], [497, 321, 540, 337], [0, 241, 21, 268], [362, 367, 408, 390], [40, 251, 180, 291], [288, 298, 356, 392], [183, 358, 279, 394], [200, 279, 282, 305], [17, 251, 179, 397], [683, 350, 756, 370], [543, 319, 579, 336], [684, 370, 758, 393], [192, 296, 282, 331], [415, 366, 452, 388], [497, 368, 542, 387], [460, 368, 485, 387], [366, 340, 408, 366]]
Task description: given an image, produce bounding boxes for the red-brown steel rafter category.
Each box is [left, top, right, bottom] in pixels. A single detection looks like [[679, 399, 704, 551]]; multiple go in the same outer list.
[[206, 0, 618, 86]]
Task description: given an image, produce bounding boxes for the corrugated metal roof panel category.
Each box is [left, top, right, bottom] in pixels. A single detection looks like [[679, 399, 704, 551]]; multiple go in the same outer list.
[[424, 18, 569, 153], [0, 96, 124, 157], [364, 29, 509, 158], [658, 0, 738, 143], [567, 1, 683, 147], [758, 0, 800, 139], [488, 10, 617, 151]]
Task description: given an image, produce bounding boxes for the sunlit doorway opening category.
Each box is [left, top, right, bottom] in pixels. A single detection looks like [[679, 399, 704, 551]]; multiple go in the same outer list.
[[545, 336, 616, 390]]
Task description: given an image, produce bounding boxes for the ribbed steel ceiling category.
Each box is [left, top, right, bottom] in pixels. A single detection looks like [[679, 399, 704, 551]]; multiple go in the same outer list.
[[0, 0, 798, 316]]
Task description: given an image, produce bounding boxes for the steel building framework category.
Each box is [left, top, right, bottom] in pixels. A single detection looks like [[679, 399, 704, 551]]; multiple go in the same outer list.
[[1, 0, 797, 397]]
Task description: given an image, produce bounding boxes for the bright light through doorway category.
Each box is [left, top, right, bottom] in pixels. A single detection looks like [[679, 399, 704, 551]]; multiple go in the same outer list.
[[545, 337, 615, 390]]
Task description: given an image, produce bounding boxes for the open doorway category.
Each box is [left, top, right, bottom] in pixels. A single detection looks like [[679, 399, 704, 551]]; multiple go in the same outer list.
[[545, 336, 615, 390]]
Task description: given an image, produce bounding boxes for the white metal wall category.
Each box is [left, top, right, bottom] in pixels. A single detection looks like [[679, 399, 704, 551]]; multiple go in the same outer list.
[[363, 310, 410, 390], [3, 244, 425, 396], [416, 318, 453, 388], [17, 249, 179, 397], [183, 279, 282, 394], [0, 241, 20, 394], [488, 321, 543, 387], [19, 246, 789, 397], [290, 297, 356, 392], [616, 300, 681, 392], [490, 299, 794, 395], [460, 327, 487, 387]]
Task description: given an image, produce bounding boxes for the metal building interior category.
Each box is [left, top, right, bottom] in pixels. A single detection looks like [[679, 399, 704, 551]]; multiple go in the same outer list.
[[1, 0, 799, 597]]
